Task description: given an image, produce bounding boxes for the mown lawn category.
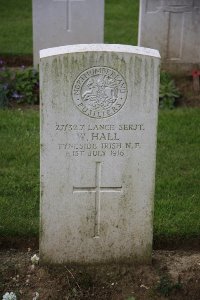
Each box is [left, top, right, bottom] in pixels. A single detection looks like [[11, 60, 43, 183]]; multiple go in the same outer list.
[[0, 0, 139, 55], [105, 0, 139, 45], [155, 109, 200, 239], [0, 0, 33, 55], [0, 109, 199, 239], [0, 110, 39, 236]]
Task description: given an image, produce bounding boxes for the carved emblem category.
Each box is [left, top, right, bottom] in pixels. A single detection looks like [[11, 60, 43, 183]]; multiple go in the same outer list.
[[72, 67, 127, 118]]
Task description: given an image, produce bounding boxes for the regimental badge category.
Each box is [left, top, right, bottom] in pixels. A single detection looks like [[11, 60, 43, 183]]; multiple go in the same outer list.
[[72, 67, 127, 119]]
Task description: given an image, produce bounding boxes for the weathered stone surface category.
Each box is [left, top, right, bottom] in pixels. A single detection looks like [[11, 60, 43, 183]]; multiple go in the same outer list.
[[40, 44, 160, 264], [32, 0, 104, 68], [138, 0, 200, 72]]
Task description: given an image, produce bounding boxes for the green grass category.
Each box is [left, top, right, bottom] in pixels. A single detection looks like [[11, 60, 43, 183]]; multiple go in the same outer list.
[[105, 0, 139, 45], [0, 109, 39, 236], [0, 0, 33, 55], [155, 109, 200, 239], [0, 0, 139, 55], [0, 109, 199, 239]]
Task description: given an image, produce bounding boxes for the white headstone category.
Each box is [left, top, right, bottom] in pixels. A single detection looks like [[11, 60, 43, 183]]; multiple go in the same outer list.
[[40, 44, 160, 264], [138, 0, 200, 72], [32, 0, 104, 68]]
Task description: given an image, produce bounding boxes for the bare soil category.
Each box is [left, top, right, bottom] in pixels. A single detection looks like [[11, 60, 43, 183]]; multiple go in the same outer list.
[[0, 246, 200, 300], [0, 55, 33, 67]]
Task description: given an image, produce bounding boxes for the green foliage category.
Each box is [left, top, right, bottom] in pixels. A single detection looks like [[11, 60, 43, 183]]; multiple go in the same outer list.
[[156, 274, 181, 297], [0, 83, 8, 108], [159, 72, 180, 109], [0, 63, 39, 107], [14, 68, 39, 104]]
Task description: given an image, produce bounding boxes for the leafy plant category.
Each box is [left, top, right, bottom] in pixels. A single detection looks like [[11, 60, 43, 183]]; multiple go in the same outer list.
[[14, 68, 39, 104], [156, 274, 182, 297], [159, 71, 180, 109], [0, 83, 8, 108], [0, 60, 39, 107]]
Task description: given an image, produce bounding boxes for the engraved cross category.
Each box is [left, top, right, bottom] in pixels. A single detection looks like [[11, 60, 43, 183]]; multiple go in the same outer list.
[[53, 0, 85, 31], [73, 162, 122, 238]]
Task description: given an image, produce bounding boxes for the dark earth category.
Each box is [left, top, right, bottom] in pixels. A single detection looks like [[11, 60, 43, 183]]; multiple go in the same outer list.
[[0, 245, 200, 300], [0, 55, 200, 299]]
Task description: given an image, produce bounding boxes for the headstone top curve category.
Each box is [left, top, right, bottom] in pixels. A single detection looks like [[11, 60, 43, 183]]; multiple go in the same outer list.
[[40, 44, 160, 59]]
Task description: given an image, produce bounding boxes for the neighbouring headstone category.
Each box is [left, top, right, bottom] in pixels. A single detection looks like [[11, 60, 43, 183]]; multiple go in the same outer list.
[[40, 44, 160, 264], [138, 0, 200, 72], [32, 0, 104, 68]]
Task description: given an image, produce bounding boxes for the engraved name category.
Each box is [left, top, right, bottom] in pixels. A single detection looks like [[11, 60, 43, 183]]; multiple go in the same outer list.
[[56, 122, 144, 157]]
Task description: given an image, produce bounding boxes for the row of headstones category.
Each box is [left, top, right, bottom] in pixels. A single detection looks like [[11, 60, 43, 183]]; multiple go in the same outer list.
[[33, 0, 200, 70], [39, 0, 199, 265]]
